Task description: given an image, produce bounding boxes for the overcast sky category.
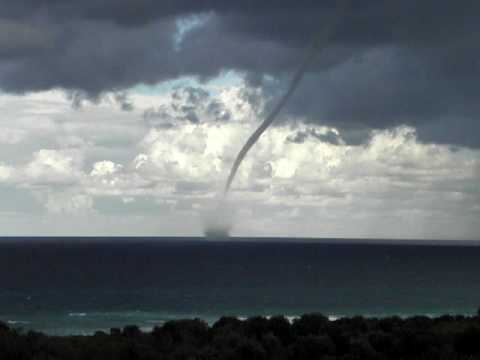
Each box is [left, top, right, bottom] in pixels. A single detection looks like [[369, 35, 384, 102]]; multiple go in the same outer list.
[[0, 1, 479, 239]]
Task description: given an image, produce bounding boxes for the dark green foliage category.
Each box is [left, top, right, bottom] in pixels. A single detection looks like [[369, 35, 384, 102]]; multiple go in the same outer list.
[[1, 313, 480, 359], [289, 335, 336, 360], [267, 316, 293, 345], [162, 318, 209, 347], [244, 316, 270, 339], [0, 321, 9, 332], [455, 326, 480, 356], [377, 316, 403, 333], [123, 324, 142, 338], [292, 313, 329, 336]]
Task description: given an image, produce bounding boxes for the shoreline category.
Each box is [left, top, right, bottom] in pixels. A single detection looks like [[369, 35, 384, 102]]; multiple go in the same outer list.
[[2, 312, 480, 359], [5, 309, 479, 336]]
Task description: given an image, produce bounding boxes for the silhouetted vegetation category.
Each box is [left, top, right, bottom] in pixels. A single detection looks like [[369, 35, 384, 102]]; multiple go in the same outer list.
[[2, 311, 480, 359]]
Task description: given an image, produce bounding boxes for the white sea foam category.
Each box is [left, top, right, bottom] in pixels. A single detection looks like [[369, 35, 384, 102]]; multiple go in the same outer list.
[[68, 312, 87, 317], [233, 314, 343, 323], [285, 316, 298, 323], [140, 326, 154, 332], [7, 320, 30, 325]]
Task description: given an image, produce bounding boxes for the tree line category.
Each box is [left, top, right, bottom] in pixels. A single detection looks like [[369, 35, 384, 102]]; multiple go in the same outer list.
[[1, 310, 480, 359]]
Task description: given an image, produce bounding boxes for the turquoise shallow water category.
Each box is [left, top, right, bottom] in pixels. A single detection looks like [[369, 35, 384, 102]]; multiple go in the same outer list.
[[1, 238, 479, 335]]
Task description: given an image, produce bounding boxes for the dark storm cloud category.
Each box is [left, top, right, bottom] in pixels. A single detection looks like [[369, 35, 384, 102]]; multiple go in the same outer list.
[[0, 1, 479, 146], [0, 19, 180, 94], [282, 44, 480, 147]]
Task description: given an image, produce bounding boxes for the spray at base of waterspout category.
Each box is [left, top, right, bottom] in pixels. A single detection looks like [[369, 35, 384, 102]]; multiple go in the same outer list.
[[202, 196, 233, 240], [203, 226, 230, 240]]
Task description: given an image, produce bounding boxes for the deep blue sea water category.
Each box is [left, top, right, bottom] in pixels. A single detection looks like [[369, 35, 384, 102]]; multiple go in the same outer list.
[[1, 238, 480, 335]]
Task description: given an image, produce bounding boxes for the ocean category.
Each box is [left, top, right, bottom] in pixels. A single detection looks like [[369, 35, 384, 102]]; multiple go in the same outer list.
[[1, 238, 479, 335]]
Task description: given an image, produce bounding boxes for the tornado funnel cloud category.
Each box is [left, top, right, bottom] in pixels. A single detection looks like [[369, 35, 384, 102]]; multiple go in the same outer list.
[[223, 6, 345, 195], [224, 47, 316, 194]]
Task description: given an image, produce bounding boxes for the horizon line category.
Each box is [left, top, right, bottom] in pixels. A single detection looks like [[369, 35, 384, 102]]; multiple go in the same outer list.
[[0, 236, 479, 246]]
